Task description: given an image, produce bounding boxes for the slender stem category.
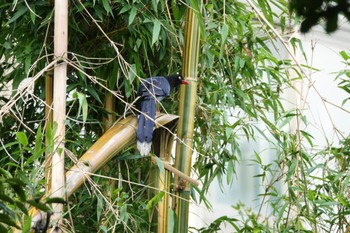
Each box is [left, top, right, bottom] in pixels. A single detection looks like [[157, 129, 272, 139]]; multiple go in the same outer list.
[[51, 0, 68, 230], [173, 3, 202, 232], [45, 71, 53, 195]]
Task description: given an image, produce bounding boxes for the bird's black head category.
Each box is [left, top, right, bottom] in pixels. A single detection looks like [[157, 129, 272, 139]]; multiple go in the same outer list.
[[165, 74, 189, 88]]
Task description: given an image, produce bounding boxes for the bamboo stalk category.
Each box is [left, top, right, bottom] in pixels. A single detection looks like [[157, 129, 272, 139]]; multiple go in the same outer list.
[[45, 71, 53, 194], [149, 120, 178, 233], [149, 162, 171, 233], [173, 3, 202, 232], [101, 91, 116, 203], [21, 114, 183, 231], [51, 0, 68, 230], [103, 91, 116, 132]]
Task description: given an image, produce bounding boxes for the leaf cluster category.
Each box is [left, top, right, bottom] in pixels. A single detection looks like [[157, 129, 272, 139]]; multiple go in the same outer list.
[[289, 0, 350, 33]]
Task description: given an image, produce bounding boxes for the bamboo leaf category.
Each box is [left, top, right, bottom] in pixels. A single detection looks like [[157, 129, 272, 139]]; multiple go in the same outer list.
[[7, 178, 26, 201], [221, 23, 229, 43], [97, 196, 103, 221], [0, 224, 6, 233], [119, 204, 129, 223], [220, 23, 229, 58], [287, 159, 297, 180], [23, 215, 32, 232], [338, 195, 350, 208], [86, 83, 102, 104], [152, 19, 161, 46], [29, 4, 36, 24], [340, 51, 350, 60], [78, 92, 88, 124], [34, 125, 43, 156], [16, 132, 28, 146], [0, 193, 14, 204], [168, 208, 175, 233], [99, 226, 108, 233], [152, 0, 159, 12], [0, 168, 11, 177], [226, 160, 234, 185], [300, 130, 314, 146], [26, 200, 50, 212], [119, 5, 131, 14], [45, 197, 66, 204], [14, 200, 28, 215], [0, 213, 20, 229], [102, 0, 112, 14], [154, 156, 165, 177], [146, 191, 164, 210], [128, 7, 137, 25], [7, 6, 27, 24], [46, 122, 55, 154]]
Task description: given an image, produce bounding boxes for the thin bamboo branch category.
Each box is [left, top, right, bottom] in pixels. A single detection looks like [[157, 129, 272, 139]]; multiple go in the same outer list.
[[151, 157, 199, 187]]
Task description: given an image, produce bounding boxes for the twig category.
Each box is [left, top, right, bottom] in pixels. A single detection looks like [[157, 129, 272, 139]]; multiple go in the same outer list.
[[151, 156, 199, 186]]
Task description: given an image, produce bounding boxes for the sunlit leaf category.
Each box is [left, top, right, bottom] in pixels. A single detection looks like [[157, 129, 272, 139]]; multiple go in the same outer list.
[[152, 19, 161, 46], [154, 156, 165, 177], [7, 6, 27, 24], [16, 132, 28, 146], [128, 7, 137, 25]]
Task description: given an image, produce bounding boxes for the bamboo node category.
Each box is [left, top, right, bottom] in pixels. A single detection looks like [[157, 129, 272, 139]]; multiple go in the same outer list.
[[184, 77, 197, 82], [175, 179, 187, 191]]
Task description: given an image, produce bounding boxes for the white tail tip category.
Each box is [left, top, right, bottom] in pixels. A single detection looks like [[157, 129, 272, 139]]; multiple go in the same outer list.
[[137, 141, 152, 156]]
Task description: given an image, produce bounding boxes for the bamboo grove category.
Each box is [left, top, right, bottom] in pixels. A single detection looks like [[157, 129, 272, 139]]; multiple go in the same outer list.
[[1, 0, 350, 232]]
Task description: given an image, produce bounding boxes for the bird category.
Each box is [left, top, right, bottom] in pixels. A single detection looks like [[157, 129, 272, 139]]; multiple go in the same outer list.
[[136, 74, 189, 156]]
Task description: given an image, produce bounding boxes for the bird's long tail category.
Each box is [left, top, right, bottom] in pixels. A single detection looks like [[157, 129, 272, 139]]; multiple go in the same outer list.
[[137, 98, 156, 156]]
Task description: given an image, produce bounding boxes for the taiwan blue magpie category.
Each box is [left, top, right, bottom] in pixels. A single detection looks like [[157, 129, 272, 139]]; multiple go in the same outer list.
[[137, 74, 189, 156]]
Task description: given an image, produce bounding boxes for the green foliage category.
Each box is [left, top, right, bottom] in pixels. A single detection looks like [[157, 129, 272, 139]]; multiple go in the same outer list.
[[0, 126, 68, 231], [194, 0, 291, 194], [1, 0, 350, 232]]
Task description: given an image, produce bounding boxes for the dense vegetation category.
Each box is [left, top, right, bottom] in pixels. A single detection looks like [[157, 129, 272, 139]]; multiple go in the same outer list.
[[1, 0, 349, 232]]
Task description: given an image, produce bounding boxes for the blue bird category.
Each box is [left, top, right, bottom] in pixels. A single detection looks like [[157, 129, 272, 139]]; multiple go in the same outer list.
[[137, 74, 189, 156]]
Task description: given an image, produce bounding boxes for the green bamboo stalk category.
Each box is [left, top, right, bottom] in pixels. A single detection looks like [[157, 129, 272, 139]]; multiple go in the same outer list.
[[149, 163, 171, 233], [173, 3, 202, 232], [45, 71, 53, 194], [148, 121, 178, 233]]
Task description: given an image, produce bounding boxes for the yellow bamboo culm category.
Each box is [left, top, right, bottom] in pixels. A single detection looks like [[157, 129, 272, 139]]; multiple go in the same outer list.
[[173, 2, 202, 233], [148, 122, 174, 233], [50, 0, 68, 231], [17, 114, 185, 232]]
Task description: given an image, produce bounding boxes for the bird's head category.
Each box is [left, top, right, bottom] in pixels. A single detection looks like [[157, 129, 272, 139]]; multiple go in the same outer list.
[[166, 74, 189, 88]]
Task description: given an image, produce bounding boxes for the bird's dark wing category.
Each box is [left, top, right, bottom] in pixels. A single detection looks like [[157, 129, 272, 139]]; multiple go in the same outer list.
[[136, 76, 171, 156], [138, 77, 170, 100]]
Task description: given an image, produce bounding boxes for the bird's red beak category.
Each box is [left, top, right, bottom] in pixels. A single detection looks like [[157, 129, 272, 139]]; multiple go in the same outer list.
[[181, 80, 189, 85]]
